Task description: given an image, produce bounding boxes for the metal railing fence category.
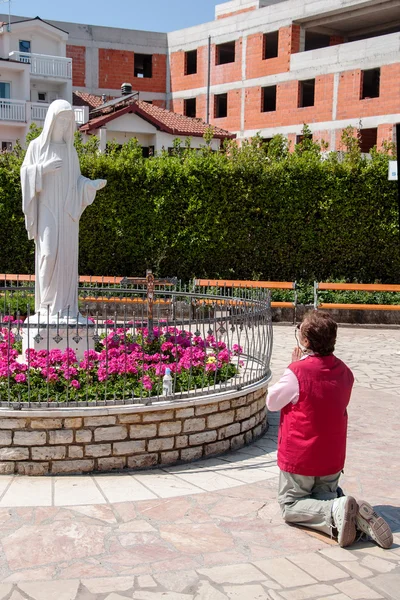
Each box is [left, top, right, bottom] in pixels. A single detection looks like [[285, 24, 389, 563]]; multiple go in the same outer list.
[[0, 277, 272, 409]]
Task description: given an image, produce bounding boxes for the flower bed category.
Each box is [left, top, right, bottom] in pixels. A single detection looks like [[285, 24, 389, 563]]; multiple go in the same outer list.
[[0, 317, 243, 403]]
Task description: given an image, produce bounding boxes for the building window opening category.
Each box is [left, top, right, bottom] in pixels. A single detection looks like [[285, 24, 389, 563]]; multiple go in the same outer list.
[[1, 141, 12, 152], [359, 128, 377, 153], [184, 98, 196, 118], [19, 40, 31, 54], [262, 85, 277, 112], [296, 132, 313, 145], [0, 82, 11, 98], [304, 31, 331, 51], [134, 54, 153, 78], [216, 41, 235, 65], [38, 92, 47, 102], [361, 68, 380, 99], [263, 31, 279, 59], [299, 79, 315, 107], [185, 50, 197, 75], [215, 93, 228, 118]]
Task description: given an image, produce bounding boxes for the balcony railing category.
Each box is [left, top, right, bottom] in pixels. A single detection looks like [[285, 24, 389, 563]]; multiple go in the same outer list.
[[31, 104, 87, 125], [0, 99, 26, 122], [31, 103, 48, 121], [9, 52, 72, 79]]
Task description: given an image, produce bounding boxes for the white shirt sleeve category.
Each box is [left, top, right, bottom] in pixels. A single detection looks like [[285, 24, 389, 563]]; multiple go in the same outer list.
[[266, 368, 300, 411]]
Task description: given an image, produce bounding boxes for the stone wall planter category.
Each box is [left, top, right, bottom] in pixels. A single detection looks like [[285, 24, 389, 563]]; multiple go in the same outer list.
[[273, 305, 400, 325], [0, 381, 268, 475]]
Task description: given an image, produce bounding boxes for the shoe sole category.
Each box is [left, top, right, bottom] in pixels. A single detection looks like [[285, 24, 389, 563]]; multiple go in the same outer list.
[[338, 496, 358, 548], [357, 501, 393, 549]]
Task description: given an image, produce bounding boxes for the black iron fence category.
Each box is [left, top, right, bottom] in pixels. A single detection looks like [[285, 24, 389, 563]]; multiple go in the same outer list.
[[0, 274, 272, 408]]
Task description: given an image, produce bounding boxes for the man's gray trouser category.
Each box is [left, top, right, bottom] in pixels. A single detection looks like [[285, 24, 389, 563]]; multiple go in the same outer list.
[[278, 470, 342, 535]]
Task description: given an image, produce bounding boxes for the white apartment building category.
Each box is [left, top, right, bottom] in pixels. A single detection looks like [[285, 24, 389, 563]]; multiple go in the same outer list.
[[0, 16, 85, 149]]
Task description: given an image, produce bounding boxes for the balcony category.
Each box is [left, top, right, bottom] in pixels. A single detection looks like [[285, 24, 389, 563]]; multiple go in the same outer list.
[[31, 104, 87, 125], [9, 52, 72, 80], [0, 99, 26, 122]]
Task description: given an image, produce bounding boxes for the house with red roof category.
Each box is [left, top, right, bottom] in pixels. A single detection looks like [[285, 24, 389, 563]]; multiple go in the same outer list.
[[76, 85, 235, 155]]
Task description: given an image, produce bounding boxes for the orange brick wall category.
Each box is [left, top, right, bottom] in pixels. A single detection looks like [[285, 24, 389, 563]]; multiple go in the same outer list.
[[211, 39, 243, 86], [99, 49, 167, 93], [66, 45, 86, 87], [244, 74, 334, 130], [211, 89, 241, 131], [336, 63, 400, 120], [377, 124, 394, 149], [246, 26, 297, 80], [170, 45, 208, 93], [217, 7, 256, 19]]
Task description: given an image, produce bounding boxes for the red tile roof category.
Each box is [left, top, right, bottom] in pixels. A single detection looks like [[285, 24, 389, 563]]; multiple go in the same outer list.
[[79, 97, 235, 140], [73, 91, 114, 109]]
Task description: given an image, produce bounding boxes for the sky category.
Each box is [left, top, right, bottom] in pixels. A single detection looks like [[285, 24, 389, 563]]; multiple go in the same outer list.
[[2, 0, 222, 32]]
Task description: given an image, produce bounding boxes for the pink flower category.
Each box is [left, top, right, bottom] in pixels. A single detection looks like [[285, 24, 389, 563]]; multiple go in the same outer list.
[[14, 373, 27, 383], [70, 379, 80, 389], [140, 375, 153, 391]]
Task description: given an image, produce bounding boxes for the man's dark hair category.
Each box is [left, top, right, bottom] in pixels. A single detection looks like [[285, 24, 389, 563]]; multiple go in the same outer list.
[[301, 310, 337, 356]]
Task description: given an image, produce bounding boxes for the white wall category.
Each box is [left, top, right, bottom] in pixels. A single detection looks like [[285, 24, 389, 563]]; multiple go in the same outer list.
[[0, 68, 29, 100]]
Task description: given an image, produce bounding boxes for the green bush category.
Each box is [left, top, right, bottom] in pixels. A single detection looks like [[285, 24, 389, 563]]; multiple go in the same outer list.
[[0, 126, 398, 287]]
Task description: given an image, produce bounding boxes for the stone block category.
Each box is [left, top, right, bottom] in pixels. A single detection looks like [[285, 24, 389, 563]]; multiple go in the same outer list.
[[127, 454, 158, 469], [75, 429, 92, 443], [254, 387, 267, 400], [236, 406, 251, 420], [158, 421, 182, 436], [180, 447, 203, 461], [218, 423, 241, 440], [207, 411, 235, 429], [230, 433, 245, 450], [241, 416, 256, 433], [160, 451, 179, 465], [98, 457, 126, 471], [195, 403, 219, 416], [218, 400, 231, 411], [51, 460, 95, 474], [183, 418, 205, 433], [249, 401, 260, 417], [84, 416, 116, 427], [175, 407, 195, 418], [31, 418, 63, 430], [69, 445, 84, 459], [0, 447, 29, 461], [49, 430, 73, 445], [31, 446, 66, 460], [0, 418, 27, 429], [94, 426, 128, 442], [118, 414, 142, 424], [0, 461, 15, 474], [189, 431, 217, 446], [245, 430, 254, 444], [148, 437, 174, 452], [245, 392, 255, 403], [253, 424, 263, 439], [64, 418, 83, 429], [204, 440, 230, 456], [113, 440, 146, 455], [175, 435, 188, 448], [17, 462, 49, 476], [85, 444, 112, 457], [142, 410, 174, 422], [129, 424, 157, 439], [231, 396, 248, 408], [14, 431, 46, 446], [0, 431, 12, 446], [257, 396, 267, 411]]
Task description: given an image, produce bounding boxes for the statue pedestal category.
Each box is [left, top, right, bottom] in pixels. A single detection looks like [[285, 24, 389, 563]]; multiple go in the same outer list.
[[21, 313, 96, 362]]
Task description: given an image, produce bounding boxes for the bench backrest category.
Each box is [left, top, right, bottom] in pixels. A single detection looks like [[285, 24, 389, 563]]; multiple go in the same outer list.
[[194, 279, 295, 290]]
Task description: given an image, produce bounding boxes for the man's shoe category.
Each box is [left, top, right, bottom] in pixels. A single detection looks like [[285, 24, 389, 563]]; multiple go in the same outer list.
[[332, 496, 358, 547], [356, 501, 393, 549]]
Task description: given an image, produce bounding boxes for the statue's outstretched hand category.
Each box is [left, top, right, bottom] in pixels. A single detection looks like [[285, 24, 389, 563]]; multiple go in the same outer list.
[[43, 158, 63, 175], [91, 179, 107, 191]]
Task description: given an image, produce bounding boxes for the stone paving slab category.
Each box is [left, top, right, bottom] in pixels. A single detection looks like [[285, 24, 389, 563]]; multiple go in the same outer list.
[[0, 326, 398, 598]]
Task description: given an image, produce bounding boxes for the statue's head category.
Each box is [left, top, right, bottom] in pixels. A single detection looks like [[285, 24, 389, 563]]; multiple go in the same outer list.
[[40, 100, 76, 149]]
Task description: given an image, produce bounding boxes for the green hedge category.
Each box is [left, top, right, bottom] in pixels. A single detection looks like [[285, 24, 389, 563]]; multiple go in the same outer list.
[[0, 128, 399, 284]]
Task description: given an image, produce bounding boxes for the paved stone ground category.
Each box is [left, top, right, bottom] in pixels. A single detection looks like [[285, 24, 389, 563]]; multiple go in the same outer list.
[[0, 325, 399, 599]]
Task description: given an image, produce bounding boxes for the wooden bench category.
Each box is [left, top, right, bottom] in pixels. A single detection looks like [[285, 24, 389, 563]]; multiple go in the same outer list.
[[193, 279, 297, 313], [314, 282, 400, 311]]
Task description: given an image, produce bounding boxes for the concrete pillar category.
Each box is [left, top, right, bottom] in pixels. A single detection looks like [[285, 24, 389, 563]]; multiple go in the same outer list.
[[99, 127, 107, 153]]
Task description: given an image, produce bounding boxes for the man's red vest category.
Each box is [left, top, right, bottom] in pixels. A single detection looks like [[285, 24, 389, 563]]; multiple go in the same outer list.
[[277, 354, 354, 477]]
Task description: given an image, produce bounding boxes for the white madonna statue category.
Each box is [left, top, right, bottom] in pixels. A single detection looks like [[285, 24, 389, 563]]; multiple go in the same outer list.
[[21, 99, 106, 324]]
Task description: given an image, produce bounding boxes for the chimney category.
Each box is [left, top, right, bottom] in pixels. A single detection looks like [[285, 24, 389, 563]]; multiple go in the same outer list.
[[101, 94, 107, 103], [121, 82, 133, 96]]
